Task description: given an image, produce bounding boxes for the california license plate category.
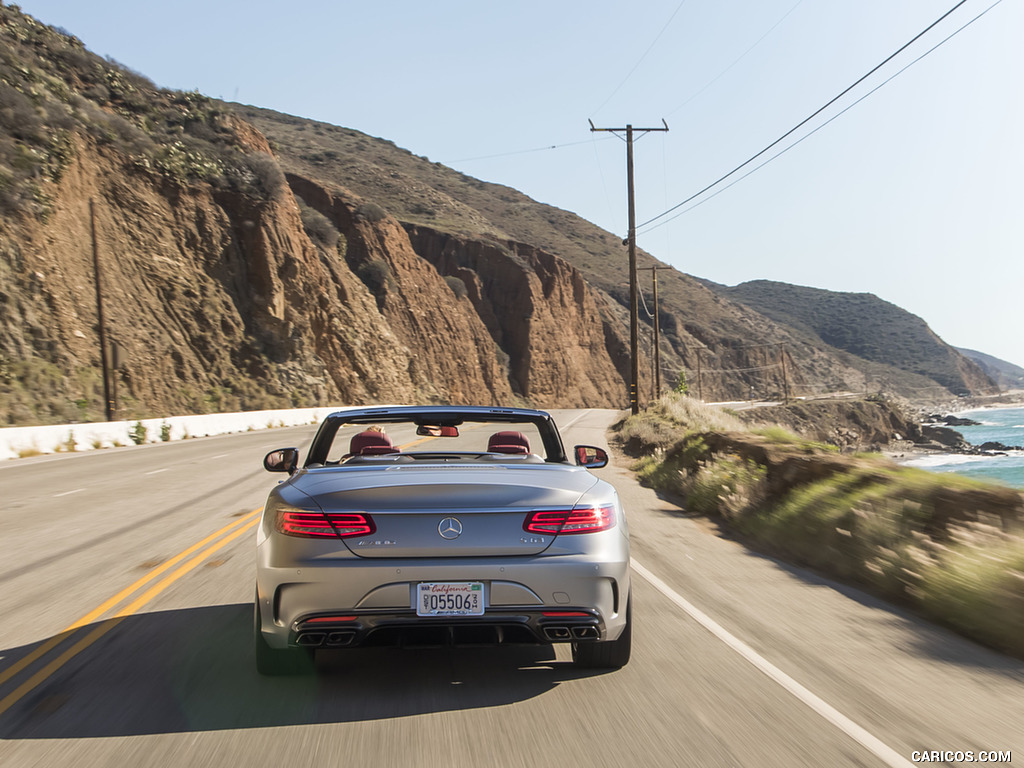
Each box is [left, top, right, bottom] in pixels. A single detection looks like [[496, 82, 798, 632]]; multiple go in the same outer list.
[[416, 582, 484, 616]]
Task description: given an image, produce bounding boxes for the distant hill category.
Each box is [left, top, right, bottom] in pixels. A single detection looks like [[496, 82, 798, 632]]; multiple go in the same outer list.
[[957, 348, 1024, 390], [704, 280, 994, 397]]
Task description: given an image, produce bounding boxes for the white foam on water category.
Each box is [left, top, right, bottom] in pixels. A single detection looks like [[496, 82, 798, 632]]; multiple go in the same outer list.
[[902, 453, 992, 469]]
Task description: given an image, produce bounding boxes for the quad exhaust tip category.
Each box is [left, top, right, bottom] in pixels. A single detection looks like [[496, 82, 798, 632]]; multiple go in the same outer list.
[[296, 630, 357, 647], [544, 625, 598, 641], [326, 630, 356, 647]]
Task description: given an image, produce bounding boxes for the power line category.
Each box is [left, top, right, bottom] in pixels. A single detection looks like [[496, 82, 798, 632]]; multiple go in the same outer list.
[[638, 0, 1003, 235], [699, 363, 781, 374], [636, 0, 974, 232], [665, 0, 806, 118], [590, 0, 690, 118], [444, 137, 610, 164]]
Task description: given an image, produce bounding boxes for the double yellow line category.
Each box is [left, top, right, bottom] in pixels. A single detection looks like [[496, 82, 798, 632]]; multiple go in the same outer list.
[[0, 507, 263, 717]]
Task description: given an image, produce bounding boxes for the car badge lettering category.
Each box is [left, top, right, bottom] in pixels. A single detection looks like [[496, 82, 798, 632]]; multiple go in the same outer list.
[[438, 517, 463, 539]]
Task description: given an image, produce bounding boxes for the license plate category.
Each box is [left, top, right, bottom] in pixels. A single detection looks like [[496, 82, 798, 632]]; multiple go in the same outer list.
[[416, 582, 484, 616]]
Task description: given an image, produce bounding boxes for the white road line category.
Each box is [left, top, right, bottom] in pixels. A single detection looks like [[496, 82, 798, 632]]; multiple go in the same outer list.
[[145, 468, 168, 476], [53, 488, 84, 497], [560, 411, 590, 430], [631, 559, 915, 768], [210, 454, 230, 459]]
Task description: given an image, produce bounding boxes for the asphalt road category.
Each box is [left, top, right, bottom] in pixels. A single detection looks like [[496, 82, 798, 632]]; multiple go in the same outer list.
[[0, 409, 1020, 767]]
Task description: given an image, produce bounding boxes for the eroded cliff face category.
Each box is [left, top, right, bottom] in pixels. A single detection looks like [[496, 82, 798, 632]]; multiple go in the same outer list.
[[0, 121, 633, 424], [403, 225, 630, 407], [0, 132, 429, 422], [285, 174, 516, 406]]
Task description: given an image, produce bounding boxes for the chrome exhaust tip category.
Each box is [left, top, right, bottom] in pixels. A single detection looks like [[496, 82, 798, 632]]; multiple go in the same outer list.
[[297, 632, 326, 646], [544, 626, 572, 641], [326, 630, 356, 647]]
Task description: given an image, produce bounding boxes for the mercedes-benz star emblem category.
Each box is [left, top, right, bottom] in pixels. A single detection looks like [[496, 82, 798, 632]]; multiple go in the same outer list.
[[438, 517, 463, 539]]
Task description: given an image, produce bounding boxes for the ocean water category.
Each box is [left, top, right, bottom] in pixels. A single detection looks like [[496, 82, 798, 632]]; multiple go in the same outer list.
[[901, 406, 1024, 488]]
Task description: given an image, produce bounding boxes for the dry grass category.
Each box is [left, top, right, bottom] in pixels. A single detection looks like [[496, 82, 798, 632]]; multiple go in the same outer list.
[[916, 524, 1024, 655], [619, 395, 1024, 657], [619, 393, 746, 454]]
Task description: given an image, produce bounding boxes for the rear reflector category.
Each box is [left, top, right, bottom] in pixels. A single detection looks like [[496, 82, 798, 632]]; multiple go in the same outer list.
[[542, 611, 592, 617], [277, 511, 376, 539], [523, 505, 615, 535]]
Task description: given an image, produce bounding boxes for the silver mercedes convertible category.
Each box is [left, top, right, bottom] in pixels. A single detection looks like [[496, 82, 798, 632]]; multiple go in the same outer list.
[[255, 405, 631, 675]]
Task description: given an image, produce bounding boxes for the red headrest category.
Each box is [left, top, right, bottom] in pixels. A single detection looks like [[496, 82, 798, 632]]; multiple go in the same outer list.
[[487, 431, 530, 455], [349, 431, 398, 456]]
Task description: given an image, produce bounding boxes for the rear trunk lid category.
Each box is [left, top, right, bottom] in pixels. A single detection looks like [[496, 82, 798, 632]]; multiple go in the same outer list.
[[297, 464, 597, 558]]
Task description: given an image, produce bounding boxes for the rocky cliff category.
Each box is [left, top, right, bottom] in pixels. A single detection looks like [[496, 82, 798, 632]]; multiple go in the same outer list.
[[1, 131, 631, 423]]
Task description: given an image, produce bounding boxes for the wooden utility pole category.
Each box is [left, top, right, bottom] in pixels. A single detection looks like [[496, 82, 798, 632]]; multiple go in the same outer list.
[[90, 198, 114, 422], [639, 265, 670, 397], [589, 120, 668, 414], [779, 343, 790, 403], [696, 348, 703, 402]]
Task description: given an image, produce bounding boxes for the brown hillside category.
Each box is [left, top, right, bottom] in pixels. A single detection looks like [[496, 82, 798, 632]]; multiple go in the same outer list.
[[233, 103, 995, 403], [0, 5, 998, 424]]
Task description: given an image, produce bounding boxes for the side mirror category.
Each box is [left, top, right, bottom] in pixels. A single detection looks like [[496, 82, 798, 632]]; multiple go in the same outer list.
[[264, 447, 299, 474], [574, 445, 608, 469]]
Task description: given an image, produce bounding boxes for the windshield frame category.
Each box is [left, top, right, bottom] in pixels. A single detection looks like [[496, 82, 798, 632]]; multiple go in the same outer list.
[[304, 406, 569, 466]]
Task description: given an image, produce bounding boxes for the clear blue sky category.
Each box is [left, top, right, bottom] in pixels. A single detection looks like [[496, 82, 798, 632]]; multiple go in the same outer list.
[[15, 0, 1024, 369]]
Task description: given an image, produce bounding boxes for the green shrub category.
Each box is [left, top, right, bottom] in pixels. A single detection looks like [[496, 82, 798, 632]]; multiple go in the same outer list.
[[296, 198, 340, 249], [673, 370, 689, 395], [355, 202, 387, 222], [444, 275, 468, 299], [357, 259, 392, 297], [754, 425, 839, 453], [160, 421, 171, 442], [129, 421, 147, 445]]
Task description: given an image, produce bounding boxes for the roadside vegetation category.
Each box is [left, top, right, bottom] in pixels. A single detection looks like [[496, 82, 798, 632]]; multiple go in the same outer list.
[[618, 392, 1024, 657], [0, 4, 287, 221]]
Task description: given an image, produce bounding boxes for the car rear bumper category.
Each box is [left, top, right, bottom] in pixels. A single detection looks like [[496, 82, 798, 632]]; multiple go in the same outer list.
[[287, 607, 603, 649], [256, 553, 630, 650]]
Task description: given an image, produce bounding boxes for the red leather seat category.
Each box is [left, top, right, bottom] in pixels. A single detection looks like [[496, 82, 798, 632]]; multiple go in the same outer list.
[[487, 431, 530, 454], [349, 431, 398, 456]]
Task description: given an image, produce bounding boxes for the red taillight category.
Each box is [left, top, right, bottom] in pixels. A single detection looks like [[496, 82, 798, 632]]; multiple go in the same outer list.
[[523, 505, 615, 535], [277, 511, 376, 539], [326, 513, 377, 538]]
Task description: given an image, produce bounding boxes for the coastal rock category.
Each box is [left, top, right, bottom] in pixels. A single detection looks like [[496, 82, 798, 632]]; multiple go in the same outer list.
[[978, 441, 1023, 453], [943, 415, 982, 427], [919, 425, 970, 451]]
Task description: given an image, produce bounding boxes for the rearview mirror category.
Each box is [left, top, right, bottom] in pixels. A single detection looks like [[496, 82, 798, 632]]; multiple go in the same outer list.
[[264, 447, 299, 473], [574, 445, 608, 469], [416, 425, 459, 437]]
